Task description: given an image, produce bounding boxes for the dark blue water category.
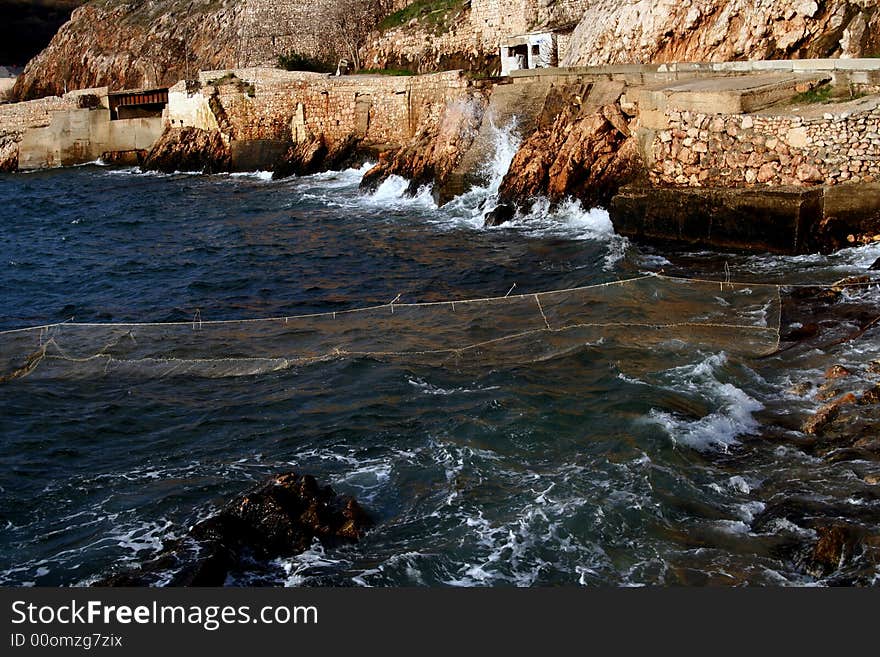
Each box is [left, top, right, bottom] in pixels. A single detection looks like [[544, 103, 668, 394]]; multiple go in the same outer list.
[[2, 164, 879, 586]]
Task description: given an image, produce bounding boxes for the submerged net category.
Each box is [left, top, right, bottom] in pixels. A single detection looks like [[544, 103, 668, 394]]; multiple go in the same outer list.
[[0, 275, 782, 381]]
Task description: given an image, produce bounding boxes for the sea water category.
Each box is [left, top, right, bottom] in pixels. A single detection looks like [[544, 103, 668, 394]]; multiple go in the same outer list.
[[1, 148, 879, 586]]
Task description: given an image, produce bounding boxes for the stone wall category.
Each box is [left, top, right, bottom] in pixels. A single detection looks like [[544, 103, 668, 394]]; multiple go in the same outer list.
[[17, 107, 163, 169], [0, 95, 76, 135], [170, 68, 471, 147], [647, 97, 880, 188]]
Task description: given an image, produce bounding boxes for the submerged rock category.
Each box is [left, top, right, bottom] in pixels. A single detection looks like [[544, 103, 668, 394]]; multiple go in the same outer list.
[[272, 134, 364, 180], [803, 393, 857, 435], [141, 127, 230, 174], [805, 524, 863, 579], [483, 203, 515, 227], [95, 472, 372, 587]]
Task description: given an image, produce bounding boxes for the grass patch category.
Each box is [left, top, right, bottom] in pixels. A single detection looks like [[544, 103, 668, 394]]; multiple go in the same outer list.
[[378, 0, 465, 32], [206, 72, 255, 97], [792, 84, 834, 104]]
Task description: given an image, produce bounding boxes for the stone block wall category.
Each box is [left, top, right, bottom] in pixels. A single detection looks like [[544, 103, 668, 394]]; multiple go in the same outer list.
[[237, 0, 405, 67], [173, 68, 471, 147], [648, 97, 880, 187], [0, 95, 76, 135]]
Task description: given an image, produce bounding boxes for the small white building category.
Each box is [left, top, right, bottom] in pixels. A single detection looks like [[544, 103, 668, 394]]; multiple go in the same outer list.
[[500, 32, 557, 76]]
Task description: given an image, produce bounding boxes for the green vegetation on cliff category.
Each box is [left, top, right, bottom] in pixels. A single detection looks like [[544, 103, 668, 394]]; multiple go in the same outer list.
[[378, 0, 466, 32]]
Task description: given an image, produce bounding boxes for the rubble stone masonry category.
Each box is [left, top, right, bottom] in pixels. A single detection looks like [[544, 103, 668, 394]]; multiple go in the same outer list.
[[649, 97, 880, 188], [169, 68, 471, 147]]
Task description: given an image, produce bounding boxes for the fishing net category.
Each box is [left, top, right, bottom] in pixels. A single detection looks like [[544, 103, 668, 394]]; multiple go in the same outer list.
[[0, 275, 781, 381]]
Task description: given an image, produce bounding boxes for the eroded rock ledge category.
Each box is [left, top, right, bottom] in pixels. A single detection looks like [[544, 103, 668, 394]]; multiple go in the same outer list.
[[493, 86, 643, 221], [95, 472, 372, 587], [141, 127, 231, 174]]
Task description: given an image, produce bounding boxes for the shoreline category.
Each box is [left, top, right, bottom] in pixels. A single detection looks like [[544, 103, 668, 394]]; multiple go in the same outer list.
[[3, 60, 880, 253]]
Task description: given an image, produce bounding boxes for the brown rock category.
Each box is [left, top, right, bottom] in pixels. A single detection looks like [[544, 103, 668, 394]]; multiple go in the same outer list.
[[272, 136, 328, 179], [861, 384, 880, 405], [796, 163, 824, 184], [756, 162, 777, 183], [802, 393, 857, 435], [824, 364, 852, 380], [483, 203, 515, 227], [788, 381, 813, 396], [497, 93, 643, 210], [141, 127, 230, 174], [94, 472, 372, 587], [806, 524, 861, 578]]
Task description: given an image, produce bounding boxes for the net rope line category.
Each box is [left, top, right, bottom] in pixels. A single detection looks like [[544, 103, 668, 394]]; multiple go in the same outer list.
[[0, 272, 796, 382], [18, 317, 781, 379], [0, 269, 850, 337], [2, 269, 874, 338], [11, 267, 875, 380]]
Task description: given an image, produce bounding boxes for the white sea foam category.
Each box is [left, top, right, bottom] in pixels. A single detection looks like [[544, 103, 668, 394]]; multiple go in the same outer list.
[[407, 376, 499, 396], [647, 353, 764, 452], [277, 539, 347, 586], [228, 170, 274, 181]]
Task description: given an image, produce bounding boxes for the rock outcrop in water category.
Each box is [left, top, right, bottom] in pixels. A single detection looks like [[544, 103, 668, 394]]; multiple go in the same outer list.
[[141, 127, 231, 174], [493, 86, 643, 219], [360, 91, 489, 196], [273, 134, 367, 181], [486, 85, 644, 225], [96, 472, 372, 587]]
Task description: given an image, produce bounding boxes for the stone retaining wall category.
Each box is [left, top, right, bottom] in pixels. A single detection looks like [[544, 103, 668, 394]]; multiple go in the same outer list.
[[169, 68, 471, 147], [0, 95, 76, 135], [648, 97, 880, 187]]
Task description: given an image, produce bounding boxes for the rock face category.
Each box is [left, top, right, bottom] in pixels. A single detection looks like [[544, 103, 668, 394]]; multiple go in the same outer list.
[[561, 0, 880, 67], [365, 1, 880, 76], [11, 0, 393, 101], [13, 1, 240, 100], [0, 132, 19, 173], [273, 134, 366, 180], [360, 92, 488, 196], [23, 1, 880, 104], [141, 127, 231, 174], [497, 86, 643, 213], [96, 472, 372, 587]]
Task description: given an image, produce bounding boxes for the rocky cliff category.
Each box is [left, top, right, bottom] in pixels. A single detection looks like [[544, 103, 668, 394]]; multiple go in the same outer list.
[[15, 1, 880, 101], [11, 0, 395, 100], [364, 0, 880, 75], [13, 0, 243, 100], [560, 0, 880, 66]]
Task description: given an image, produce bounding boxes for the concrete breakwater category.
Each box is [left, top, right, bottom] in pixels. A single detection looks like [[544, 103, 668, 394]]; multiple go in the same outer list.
[[4, 60, 880, 253]]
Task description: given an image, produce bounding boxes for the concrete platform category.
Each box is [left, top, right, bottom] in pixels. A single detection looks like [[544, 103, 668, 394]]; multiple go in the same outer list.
[[639, 73, 831, 124]]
